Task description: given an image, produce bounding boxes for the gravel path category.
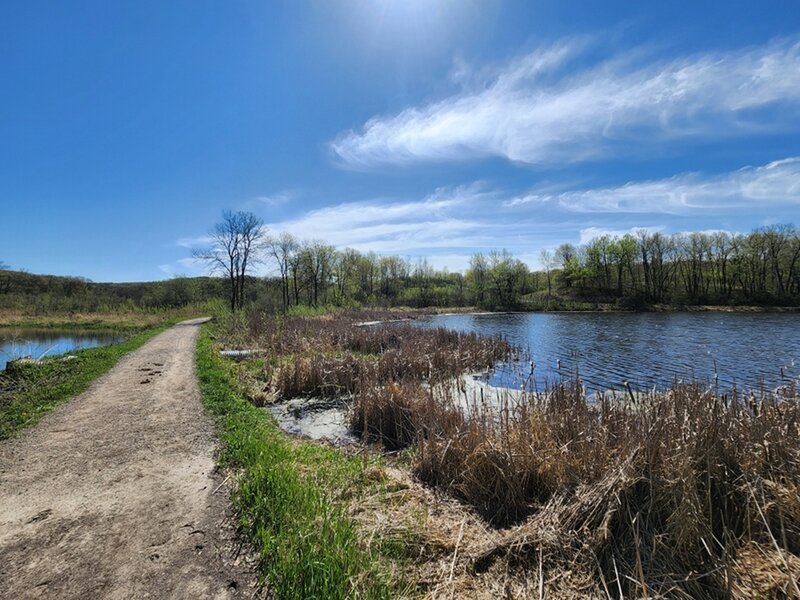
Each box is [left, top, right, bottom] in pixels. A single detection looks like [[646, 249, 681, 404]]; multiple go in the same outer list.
[[0, 318, 256, 599]]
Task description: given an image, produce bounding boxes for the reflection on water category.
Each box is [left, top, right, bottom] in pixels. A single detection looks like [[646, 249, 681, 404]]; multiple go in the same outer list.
[[416, 312, 800, 393], [0, 329, 124, 370]]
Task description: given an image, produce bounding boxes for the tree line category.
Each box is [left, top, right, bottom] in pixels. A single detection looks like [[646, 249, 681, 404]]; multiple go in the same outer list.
[[194, 211, 800, 312], [546, 226, 800, 306], [2, 211, 798, 314], [0, 268, 233, 314]]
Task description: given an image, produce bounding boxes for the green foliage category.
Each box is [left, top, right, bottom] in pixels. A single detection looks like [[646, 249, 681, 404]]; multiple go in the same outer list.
[[529, 225, 800, 308], [521, 291, 603, 311], [0, 327, 165, 440], [195, 328, 396, 600], [0, 269, 233, 314], [465, 250, 530, 309], [286, 304, 338, 317], [3, 222, 798, 318]]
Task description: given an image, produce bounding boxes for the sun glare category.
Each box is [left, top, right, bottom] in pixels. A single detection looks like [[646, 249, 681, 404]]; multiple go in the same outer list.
[[344, 0, 483, 57]]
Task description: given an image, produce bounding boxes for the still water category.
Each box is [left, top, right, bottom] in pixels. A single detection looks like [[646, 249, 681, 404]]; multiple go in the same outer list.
[[0, 329, 124, 370], [417, 312, 800, 393]]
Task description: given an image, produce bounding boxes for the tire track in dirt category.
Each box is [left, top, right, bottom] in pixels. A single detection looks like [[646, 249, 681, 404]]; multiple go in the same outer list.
[[0, 318, 255, 599]]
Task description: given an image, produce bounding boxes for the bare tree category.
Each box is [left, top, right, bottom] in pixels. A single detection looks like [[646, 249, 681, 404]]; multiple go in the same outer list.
[[302, 241, 336, 306], [539, 249, 554, 296], [193, 210, 267, 311], [267, 232, 298, 312]]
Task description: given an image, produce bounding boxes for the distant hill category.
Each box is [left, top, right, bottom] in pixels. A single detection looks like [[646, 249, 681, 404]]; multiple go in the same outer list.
[[0, 269, 239, 312]]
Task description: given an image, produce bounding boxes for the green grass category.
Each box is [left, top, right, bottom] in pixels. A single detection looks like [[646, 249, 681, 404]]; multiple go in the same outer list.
[[285, 304, 341, 317], [196, 326, 398, 600], [0, 326, 168, 440]]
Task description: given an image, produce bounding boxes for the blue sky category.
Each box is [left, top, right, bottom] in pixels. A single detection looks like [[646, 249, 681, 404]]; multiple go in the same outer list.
[[2, 0, 800, 281]]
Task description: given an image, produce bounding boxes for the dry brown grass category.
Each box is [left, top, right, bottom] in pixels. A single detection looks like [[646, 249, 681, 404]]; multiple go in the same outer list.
[[0, 310, 172, 329], [348, 385, 800, 598], [236, 311, 511, 401], [426, 384, 800, 598], [225, 311, 800, 599]]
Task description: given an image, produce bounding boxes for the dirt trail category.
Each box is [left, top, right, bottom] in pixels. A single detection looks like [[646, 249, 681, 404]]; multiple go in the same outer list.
[[0, 319, 256, 599]]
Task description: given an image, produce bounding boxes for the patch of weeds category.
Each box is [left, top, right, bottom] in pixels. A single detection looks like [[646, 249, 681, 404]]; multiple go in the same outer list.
[[196, 327, 402, 600]]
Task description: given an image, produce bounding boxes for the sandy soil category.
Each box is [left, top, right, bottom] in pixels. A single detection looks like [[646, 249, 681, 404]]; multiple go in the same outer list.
[[0, 319, 257, 599]]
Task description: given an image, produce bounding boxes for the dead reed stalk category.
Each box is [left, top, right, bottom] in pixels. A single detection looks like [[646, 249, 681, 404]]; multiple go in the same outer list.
[[227, 311, 800, 598]]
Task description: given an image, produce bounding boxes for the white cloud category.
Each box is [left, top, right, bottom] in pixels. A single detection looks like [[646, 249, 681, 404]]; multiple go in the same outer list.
[[260, 183, 596, 272], [175, 235, 213, 249], [173, 157, 800, 275], [266, 183, 500, 253], [177, 257, 206, 271], [249, 191, 295, 208], [419, 253, 474, 272], [156, 257, 208, 279], [331, 38, 800, 168], [507, 157, 800, 214]]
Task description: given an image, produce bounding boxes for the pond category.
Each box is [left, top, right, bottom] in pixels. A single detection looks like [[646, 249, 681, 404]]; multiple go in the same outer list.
[[265, 398, 357, 446], [0, 329, 125, 371], [416, 312, 800, 394]]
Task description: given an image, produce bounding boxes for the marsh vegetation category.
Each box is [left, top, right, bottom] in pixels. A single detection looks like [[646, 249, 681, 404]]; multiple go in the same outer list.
[[217, 309, 800, 599]]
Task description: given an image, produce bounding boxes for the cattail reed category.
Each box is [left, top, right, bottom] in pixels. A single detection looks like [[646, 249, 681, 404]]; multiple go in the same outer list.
[[224, 310, 800, 599]]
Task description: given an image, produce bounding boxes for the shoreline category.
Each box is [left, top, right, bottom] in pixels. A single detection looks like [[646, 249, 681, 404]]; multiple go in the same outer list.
[[420, 304, 800, 316], [1, 303, 798, 332]]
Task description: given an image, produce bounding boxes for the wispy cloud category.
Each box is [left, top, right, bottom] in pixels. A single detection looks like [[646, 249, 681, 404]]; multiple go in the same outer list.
[[168, 184, 510, 275], [506, 157, 800, 214], [175, 235, 213, 249], [245, 190, 296, 209], [260, 182, 600, 272], [331, 38, 800, 168], [171, 157, 800, 276], [266, 183, 497, 254], [157, 257, 207, 277]]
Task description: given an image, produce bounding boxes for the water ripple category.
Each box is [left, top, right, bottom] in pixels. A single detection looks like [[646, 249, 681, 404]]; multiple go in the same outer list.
[[417, 312, 800, 393]]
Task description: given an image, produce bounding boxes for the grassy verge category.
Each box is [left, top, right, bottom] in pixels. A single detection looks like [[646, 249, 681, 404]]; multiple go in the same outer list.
[[196, 326, 399, 600], [0, 302, 219, 330], [0, 325, 168, 440], [0, 313, 160, 330]]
